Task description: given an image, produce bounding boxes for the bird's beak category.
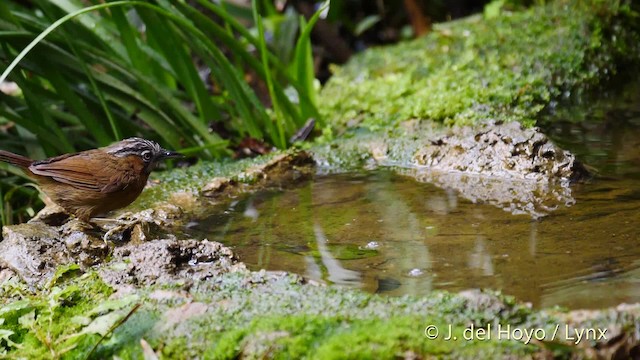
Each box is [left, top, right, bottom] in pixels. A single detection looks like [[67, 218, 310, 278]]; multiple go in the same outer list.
[[160, 149, 184, 159]]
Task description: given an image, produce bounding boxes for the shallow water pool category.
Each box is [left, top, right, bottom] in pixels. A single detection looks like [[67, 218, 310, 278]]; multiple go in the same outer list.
[[187, 81, 640, 310]]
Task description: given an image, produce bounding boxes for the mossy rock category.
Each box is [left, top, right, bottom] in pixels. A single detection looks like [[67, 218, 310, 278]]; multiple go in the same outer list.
[[319, 0, 640, 131]]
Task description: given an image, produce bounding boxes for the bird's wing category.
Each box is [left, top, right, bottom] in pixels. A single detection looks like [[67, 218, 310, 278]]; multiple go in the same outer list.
[[29, 152, 122, 193]]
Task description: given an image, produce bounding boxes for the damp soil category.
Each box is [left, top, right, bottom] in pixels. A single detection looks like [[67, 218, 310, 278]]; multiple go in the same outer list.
[[186, 82, 640, 311]]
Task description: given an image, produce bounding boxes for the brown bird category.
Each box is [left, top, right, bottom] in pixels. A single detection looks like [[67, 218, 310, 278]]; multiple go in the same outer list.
[[0, 138, 181, 222]]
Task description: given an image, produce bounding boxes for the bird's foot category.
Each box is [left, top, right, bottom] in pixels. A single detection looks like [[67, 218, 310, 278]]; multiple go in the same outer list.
[[93, 213, 148, 243], [71, 219, 101, 233], [93, 206, 181, 242], [57, 218, 106, 245]]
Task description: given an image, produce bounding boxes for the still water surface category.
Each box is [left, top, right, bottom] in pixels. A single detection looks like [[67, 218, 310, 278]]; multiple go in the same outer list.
[[188, 84, 640, 310]]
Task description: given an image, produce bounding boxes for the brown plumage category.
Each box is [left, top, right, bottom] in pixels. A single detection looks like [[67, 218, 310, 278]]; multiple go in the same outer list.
[[0, 138, 181, 221]]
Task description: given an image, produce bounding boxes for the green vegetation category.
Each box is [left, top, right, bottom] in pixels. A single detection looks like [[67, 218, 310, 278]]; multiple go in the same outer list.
[[0, 266, 120, 359], [4, 263, 632, 359], [320, 0, 640, 131], [0, 0, 323, 225], [1, 268, 546, 359], [0, 1, 320, 155], [208, 315, 535, 359]]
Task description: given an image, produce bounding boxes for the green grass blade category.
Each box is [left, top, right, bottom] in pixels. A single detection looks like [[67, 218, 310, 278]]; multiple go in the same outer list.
[[292, 4, 327, 125], [0, 1, 135, 84], [136, 8, 221, 123], [109, 6, 156, 103], [41, 66, 112, 145], [253, 0, 286, 148]]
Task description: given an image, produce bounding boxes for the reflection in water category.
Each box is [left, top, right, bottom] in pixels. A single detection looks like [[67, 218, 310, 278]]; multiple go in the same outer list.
[[312, 223, 361, 286], [468, 236, 494, 277], [304, 255, 322, 283], [243, 200, 259, 221], [529, 222, 537, 256], [364, 174, 433, 296], [188, 81, 640, 310], [189, 167, 640, 310]]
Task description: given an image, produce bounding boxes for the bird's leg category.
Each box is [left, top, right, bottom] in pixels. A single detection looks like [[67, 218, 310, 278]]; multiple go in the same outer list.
[[92, 215, 133, 242], [59, 217, 105, 242], [72, 219, 101, 233], [92, 212, 148, 242]]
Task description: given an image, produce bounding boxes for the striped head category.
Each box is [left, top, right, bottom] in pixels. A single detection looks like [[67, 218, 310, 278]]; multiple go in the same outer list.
[[105, 137, 182, 173]]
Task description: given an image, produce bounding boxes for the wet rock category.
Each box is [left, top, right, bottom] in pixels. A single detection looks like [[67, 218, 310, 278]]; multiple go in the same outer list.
[[458, 289, 531, 315], [31, 204, 71, 226], [99, 239, 245, 288], [549, 303, 640, 358], [0, 221, 107, 286], [411, 121, 588, 183], [201, 151, 315, 198], [102, 205, 184, 242], [0, 267, 17, 284], [375, 277, 401, 293], [202, 152, 315, 199], [407, 121, 587, 217], [201, 177, 235, 197], [0, 200, 239, 289]]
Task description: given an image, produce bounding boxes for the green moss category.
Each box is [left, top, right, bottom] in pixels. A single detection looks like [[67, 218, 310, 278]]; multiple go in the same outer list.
[[319, 0, 640, 131], [209, 316, 536, 359], [3, 266, 636, 359], [0, 271, 117, 359], [138, 273, 542, 359], [130, 152, 286, 210]]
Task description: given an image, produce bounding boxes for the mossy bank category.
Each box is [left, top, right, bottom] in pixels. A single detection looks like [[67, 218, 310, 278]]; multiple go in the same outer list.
[[3, 266, 640, 359], [320, 0, 639, 131]]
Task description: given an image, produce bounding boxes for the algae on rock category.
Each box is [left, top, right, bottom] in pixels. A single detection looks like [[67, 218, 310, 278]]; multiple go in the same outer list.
[[320, 0, 640, 131]]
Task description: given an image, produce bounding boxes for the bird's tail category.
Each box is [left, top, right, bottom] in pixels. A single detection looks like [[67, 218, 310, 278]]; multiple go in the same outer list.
[[0, 150, 33, 168]]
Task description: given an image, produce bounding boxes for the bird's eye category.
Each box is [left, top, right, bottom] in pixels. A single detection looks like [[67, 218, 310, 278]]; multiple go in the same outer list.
[[141, 150, 152, 162]]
